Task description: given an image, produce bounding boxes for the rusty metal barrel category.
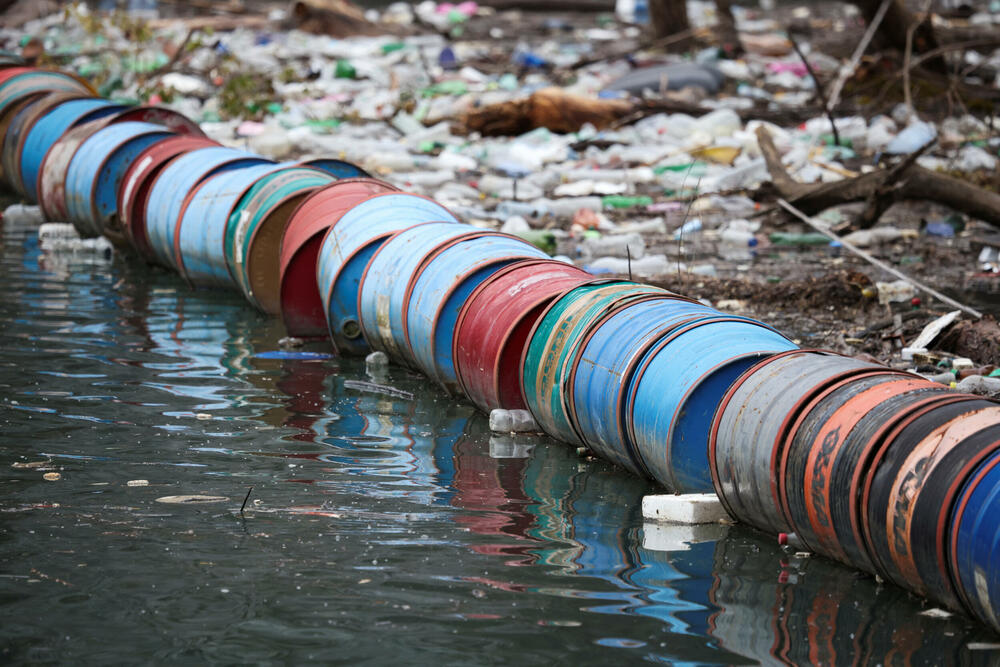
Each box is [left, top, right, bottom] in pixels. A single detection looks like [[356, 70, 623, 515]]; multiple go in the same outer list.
[[780, 372, 952, 569], [2, 91, 90, 198], [172, 163, 290, 287], [864, 399, 1000, 610], [279, 179, 398, 338], [20, 97, 125, 201], [566, 296, 718, 475], [627, 317, 797, 493], [709, 351, 880, 535], [453, 259, 591, 414], [316, 193, 458, 355], [145, 147, 272, 269], [227, 167, 335, 313]]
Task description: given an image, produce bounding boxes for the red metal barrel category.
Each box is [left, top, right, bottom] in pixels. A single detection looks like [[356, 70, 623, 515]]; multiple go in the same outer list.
[[278, 179, 398, 337], [453, 259, 591, 413], [118, 135, 221, 260]]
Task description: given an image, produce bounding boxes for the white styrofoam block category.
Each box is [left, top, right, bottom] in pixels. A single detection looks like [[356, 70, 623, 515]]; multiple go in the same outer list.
[[642, 521, 729, 552], [642, 493, 729, 525], [489, 436, 535, 459]]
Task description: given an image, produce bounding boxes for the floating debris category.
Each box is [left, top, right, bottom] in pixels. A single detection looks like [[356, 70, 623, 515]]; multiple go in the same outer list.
[[155, 495, 229, 504]]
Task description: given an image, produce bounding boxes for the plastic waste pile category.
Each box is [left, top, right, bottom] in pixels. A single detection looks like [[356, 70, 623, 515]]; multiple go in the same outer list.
[[4, 43, 1000, 634]]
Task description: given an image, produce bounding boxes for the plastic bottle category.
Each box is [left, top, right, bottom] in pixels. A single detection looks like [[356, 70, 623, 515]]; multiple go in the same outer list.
[[581, 232, 646, 260], [719, 229, 758, 261]]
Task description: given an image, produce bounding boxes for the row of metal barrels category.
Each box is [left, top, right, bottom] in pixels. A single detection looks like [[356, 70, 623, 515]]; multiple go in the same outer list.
[[3, 65, 999, 633]]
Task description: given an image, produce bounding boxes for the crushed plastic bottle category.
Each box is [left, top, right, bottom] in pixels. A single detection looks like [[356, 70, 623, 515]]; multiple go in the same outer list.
[[3, 204, 46, 227], [581, 232, 646, 260]]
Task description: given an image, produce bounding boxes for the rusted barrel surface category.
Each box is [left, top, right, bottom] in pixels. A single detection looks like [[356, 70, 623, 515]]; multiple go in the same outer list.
[[279, 179, 397, 337], [453, 259, 590, 414], [780, 373, 949, 567], [865, 400, 1000, 609], [709, 351, 878, 535]]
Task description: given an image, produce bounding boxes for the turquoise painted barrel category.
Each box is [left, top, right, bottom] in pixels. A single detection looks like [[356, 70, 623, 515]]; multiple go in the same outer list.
[[567, 297, 718, 475], [227, 167, 335, 314], [173, 163, 289, 288], [357, 222, 480, 364], [627, 317, 797, 493], [521, 281, 670, 445], [316, 193, 458, 355], [20, 98, 125, 201], [64, 121, 173, 238], [404, 233, 549, 392], [145, 147, 272, 269]]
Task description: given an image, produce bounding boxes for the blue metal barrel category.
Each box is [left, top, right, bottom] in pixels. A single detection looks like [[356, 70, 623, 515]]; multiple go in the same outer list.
[[299, 158, 369, 178], [2, 92, 86, 197], [568, 297, 718, 476], [0, 69, 94, 118], [951, 448, 1000, 632], [357, 222, 479, 364], [145, 147, 272, 269], [64, 121, 173, 238], [20, 98, 126, 201], [405, 232, 549, 391], [521, 282, 671, 446], [316, 193, 458, 355], [709, 351, 879, 535], [174, 163, 289, 287], [627, 317, 797, 494]]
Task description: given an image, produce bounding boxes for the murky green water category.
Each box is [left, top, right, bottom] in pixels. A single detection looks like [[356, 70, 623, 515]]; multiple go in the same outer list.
[[0, 215, 993, 664]]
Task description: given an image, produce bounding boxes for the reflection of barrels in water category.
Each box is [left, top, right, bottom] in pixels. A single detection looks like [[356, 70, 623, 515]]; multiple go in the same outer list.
[[708, 529, 989, 666], [520, 438, 583, 571], [450, 430, 538, 565]]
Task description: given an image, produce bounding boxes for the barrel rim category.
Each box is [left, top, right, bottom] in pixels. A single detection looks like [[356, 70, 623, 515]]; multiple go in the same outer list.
[[36, 115, 114, 221], [400, 230, 542, 376], [855, 394, 981, 578], [565, 293, 703, 468], [451, 258, 587, 408], [706, 349, 838, 516], [84, 124, 172, 235], [774, 367, 920, 530], [948, 449, 1000, 612]]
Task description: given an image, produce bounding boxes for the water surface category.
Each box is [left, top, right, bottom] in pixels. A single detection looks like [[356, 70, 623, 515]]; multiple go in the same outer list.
[[0, 214, 992, 664]]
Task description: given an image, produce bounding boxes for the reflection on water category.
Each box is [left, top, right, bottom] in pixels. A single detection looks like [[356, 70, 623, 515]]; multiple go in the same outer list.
[[0, 213, 995, 663]]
